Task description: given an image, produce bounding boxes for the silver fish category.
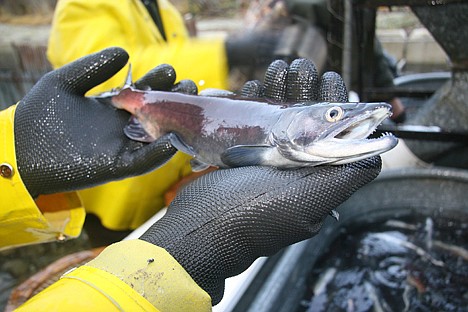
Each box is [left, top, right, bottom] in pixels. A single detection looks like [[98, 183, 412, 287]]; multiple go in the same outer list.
[[110, 87, 398, 171]]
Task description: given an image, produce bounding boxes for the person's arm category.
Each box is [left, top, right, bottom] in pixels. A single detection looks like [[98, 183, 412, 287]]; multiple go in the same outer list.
[[17, 59, 381, 310], [1, 47, 188, 250]]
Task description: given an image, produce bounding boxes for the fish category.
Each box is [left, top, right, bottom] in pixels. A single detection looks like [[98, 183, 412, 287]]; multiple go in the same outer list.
[[109, 87, 398, 171]]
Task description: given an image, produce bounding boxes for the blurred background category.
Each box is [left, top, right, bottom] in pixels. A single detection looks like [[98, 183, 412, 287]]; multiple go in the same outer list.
[[0, 0, 450, 107]]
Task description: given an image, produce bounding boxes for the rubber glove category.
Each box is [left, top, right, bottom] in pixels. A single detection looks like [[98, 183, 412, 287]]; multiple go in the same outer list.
[[14, 47, 197, 197], [225, 30, 280, 68], [140, 59, 381, 304]]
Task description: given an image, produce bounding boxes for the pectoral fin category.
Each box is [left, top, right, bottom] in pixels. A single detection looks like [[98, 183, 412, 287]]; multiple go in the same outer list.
[[124, 117, 154, 142], [221, 145, 274, 167]]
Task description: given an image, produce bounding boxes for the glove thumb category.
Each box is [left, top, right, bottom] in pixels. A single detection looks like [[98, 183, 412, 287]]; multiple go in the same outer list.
[[119, 134, 178, 176], [53, 47, 129, 96]]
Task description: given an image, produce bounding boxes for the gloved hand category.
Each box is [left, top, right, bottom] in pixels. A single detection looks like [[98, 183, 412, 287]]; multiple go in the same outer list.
[[225, 30, 280, 69], [14, 47, 197, 198], [140, 59, 381, 304]]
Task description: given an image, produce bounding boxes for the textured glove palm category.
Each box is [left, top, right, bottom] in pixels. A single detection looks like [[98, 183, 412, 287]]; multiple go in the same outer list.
[[14, 47, 195, 197], [140, 59, 382, 304]]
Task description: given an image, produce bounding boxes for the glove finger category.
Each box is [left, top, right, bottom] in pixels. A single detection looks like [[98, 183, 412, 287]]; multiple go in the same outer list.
[[120, 133, 178, 176], [262, 59, 289, 101], [285, 58, 319, 102], [53, 47, 129, 96], [319, 71, 348, 102], [134, 64, 176, 91], [240, 80, 264, 98], [171, 79, 198, 95]]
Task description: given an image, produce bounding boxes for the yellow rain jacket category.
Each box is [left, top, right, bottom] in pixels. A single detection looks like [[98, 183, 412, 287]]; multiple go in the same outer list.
[[47, 0, 229, 231], [0, 105, 85, 249]]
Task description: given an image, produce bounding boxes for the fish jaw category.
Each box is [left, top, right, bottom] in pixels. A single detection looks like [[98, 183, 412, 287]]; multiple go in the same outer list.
[[277, 103, 398, 166], [309, 134, 398, 165]]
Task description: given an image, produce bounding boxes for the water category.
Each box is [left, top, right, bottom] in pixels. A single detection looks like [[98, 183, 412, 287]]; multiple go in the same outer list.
[[299, 216, 468, 312]]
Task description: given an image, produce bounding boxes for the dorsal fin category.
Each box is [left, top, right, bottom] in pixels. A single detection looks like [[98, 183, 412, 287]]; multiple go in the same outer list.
[[123, 64, 133, 89], [91, 64, 134, 98]]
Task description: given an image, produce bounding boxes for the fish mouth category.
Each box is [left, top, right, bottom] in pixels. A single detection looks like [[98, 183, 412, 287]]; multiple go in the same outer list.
[[310, 104, 398, 163], [330, 105, 391, 141]]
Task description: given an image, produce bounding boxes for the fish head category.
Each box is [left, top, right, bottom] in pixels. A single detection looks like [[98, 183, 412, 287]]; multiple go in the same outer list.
[[274, 102, 398, 165]]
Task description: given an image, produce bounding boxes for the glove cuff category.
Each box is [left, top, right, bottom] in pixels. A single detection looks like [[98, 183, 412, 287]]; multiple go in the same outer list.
[[87, 239, 212, 309]]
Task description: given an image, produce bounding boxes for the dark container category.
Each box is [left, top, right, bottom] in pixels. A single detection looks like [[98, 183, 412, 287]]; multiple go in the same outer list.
[[232, 167, 468, 312]]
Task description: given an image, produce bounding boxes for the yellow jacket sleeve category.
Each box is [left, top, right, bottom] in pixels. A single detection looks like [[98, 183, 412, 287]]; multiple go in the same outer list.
[[47, 0, 228, 230], [0, 105, 85, 250], [17, 240, 212, 311]]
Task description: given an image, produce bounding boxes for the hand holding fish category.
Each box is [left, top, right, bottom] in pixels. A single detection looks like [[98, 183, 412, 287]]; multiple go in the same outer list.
[[14, 47, 192, 197], [139, 59, 383, 304], [111, 59, 397, 171]]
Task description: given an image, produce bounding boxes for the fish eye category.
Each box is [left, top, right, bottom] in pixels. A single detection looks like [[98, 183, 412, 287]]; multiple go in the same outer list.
[[325, 106, 344, 122]]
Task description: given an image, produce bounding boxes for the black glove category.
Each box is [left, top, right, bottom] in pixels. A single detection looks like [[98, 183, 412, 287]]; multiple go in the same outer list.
[[225, 30, 280, 69], [14, 47, 197, 197], [140, 59, 381, 304]]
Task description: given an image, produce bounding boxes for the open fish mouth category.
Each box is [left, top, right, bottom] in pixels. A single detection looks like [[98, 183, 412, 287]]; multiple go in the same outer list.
[[309, 104, 398, 163], [320, 104, 392, 141], [330, 105, 392, 141]]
